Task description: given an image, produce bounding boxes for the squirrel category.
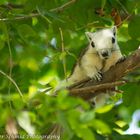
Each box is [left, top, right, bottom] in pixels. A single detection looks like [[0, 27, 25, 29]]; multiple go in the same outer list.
[[56, 26, 125, 107]]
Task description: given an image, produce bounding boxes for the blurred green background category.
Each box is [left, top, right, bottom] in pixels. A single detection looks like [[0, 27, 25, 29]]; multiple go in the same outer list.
[[0, 0, 140, 140]]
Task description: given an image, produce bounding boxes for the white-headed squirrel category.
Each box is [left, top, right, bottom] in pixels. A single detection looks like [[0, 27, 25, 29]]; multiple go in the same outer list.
[[57, 26, 125, 107]]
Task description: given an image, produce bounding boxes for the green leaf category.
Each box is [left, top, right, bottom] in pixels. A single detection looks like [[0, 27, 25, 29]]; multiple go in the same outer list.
[[0, 21, 9, 49], [128, 15, 140, 39], [112, 132, 140, 140], [80, 110, 95, 123], [67, 109, 80, 130], [101, 0, 106, 9], [95, 104, 114, 114], [76, 127, 96, 140], [90, 119, 111, 134], [57, 110, 73, 139], [17, 24, 37, 40]]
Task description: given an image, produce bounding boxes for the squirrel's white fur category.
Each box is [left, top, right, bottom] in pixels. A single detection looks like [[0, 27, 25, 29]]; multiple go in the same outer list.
[[68, 26, 122, 82], [57, 26, 124, 107]]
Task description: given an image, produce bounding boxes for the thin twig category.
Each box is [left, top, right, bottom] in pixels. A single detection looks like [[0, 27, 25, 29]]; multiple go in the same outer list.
[[0, 0, 77, 21], [59, 27, 67, 81], [0, 70, 23, 98], [0, 3, 24, 9], [0, 13, 40, 21], [116, 14, 131, 27], [116, 0, 129, 15], [76, 21, 99, 31], [65, 49, 78, 61], [50, 0, 77, 12], [36, 7, 52, 24]]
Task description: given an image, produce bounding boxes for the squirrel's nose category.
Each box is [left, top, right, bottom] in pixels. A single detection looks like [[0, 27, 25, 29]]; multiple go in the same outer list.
[[101, 51, 109, 57]]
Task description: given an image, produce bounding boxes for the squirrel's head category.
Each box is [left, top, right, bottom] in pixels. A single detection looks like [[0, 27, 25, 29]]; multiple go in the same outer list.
[[85, 26, 118, 60]]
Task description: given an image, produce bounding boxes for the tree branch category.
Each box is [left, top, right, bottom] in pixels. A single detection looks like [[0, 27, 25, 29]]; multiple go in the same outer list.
[[69, 81, 126, 99], [68, 48, 140, 99]]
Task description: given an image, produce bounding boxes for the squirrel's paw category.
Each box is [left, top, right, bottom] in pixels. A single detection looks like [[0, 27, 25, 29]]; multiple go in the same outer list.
[[93, 71, 103, 81], [116, 55, 126, 64]]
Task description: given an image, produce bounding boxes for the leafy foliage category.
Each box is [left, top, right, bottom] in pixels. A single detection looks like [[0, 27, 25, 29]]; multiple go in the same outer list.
[[0, 0, 140, 140]]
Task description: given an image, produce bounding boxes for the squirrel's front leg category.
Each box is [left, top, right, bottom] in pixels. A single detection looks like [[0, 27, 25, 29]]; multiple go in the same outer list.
[[116, 55, 126, 64]]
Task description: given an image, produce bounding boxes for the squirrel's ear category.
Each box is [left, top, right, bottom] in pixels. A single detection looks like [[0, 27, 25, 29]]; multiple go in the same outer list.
[[112, 26, 117, 36], [85, 32, 93, 41]]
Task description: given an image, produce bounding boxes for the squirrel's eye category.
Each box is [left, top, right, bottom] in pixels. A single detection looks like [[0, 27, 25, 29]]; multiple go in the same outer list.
[[91, 41, 95, 47], [112, 37, 115, 44]]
